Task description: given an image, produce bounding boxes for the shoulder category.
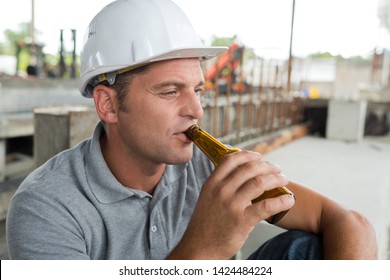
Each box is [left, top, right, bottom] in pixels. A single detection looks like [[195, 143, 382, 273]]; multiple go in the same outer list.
[[7, 139, 96, 234], [6, 142, 104, 259], [15, 139, 89, 196], [7, 143, 90, 225]]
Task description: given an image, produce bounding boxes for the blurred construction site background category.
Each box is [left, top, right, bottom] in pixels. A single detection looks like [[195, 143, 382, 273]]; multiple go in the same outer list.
[[0, 0, 390, 259]]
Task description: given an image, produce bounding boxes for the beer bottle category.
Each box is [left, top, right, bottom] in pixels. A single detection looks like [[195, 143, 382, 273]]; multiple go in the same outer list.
[[185, 124, 294, 224]]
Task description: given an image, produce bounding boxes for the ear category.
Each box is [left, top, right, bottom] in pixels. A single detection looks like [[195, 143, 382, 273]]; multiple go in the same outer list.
[[92, 84, 119, 124]]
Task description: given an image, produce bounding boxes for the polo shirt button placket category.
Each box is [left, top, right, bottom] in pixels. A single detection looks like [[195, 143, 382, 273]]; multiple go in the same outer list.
[[151, 225, 157, 233]]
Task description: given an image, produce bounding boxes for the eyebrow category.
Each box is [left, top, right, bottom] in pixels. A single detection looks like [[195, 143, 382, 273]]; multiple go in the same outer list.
[[150, 80, 205, 91]]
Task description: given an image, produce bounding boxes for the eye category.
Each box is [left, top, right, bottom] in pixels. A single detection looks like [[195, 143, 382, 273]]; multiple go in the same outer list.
[[161, 91, 176, 96], [159, 90, 180, 99], [195, 87, 204, 96]]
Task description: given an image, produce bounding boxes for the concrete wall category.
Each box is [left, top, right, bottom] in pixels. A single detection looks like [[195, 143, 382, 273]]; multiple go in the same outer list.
[[34, 106, 99, 167], [334, 60, 372, 100], [296, 58, 372, 100], [0, 79, 93, 115]]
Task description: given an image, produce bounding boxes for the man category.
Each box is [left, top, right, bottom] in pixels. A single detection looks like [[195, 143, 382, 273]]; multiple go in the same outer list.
[[7, 0, 377, 260]]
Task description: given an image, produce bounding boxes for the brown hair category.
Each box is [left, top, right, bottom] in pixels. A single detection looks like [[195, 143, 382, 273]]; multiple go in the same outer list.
[[98, 64, 151, 112]]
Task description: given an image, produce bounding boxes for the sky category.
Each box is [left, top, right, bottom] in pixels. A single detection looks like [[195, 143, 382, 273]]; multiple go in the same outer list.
[[0, 0, 389, 59]]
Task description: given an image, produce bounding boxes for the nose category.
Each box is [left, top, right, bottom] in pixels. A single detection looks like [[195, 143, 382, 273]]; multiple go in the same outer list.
[[180, 90, 204, 120]]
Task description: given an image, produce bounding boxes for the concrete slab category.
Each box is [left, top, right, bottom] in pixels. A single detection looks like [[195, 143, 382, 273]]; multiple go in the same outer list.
[[241, 135, 390, 259]]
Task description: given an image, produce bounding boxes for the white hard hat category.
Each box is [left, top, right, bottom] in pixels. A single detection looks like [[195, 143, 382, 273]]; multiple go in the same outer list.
[[79, 0, 228, 97]]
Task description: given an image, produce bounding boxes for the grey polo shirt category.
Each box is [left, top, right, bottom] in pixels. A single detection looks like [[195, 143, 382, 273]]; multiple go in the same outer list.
[[7, 122, 214, 259]]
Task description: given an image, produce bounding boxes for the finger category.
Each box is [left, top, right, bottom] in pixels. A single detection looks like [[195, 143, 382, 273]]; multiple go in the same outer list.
[[235, 173, 289, 204], [245, 193, 295, 225], [221, 159, 283, 194], [216, 150, 263, 176], [238, 160, 282, 176], [207, 151, 262, 190]]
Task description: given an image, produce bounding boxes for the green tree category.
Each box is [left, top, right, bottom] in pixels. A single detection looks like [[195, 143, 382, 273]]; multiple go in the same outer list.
[[308, 51, 344, 60], [210, 35, 237, 47], [0, 22, 31, 55]]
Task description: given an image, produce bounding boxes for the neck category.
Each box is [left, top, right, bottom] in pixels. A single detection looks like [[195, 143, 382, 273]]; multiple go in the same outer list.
[[100, 132, 165, 195]]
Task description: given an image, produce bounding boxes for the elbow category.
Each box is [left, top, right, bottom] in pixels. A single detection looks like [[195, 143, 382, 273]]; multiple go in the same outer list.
[[342, 210, 378, 259]]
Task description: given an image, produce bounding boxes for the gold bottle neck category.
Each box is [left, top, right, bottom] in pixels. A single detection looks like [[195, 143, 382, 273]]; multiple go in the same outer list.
[[185, 124, 200, 141], [185, 124, 240, 166]]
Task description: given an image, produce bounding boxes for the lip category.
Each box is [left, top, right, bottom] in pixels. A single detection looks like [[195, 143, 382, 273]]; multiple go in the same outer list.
[[176, 128, 192, 143], [173, 123, 196, 142], [174, 131, 192, 143]]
